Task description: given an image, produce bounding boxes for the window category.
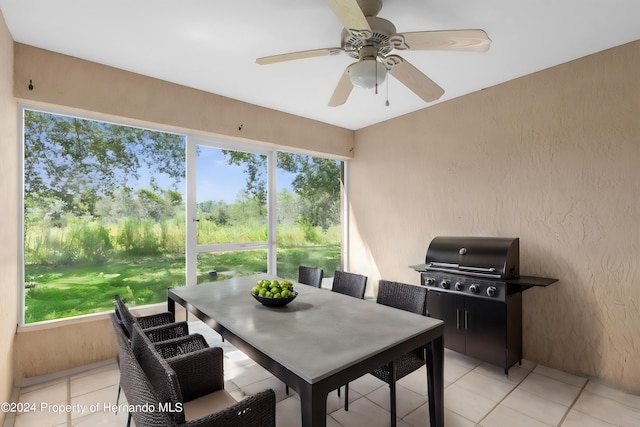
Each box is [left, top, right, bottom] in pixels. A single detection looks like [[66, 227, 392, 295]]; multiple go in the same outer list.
[[22, 109, 187, 323], [275, 152, 341, 282], [21, 108, 344, 324]]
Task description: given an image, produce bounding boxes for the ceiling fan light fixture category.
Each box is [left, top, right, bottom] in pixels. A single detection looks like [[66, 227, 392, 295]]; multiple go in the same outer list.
[[347, 59, 387, 89]]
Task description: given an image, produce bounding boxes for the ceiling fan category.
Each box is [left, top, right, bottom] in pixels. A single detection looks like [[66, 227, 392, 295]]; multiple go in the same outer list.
[[256, 0, 491, 107]]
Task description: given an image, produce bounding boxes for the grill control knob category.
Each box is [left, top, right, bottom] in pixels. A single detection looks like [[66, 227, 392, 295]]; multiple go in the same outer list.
[[440, 280, 451, 289], [486, 286, 497, 297], [425, 277, 436, 286], [454, 282, 463, 291], [469, 284, 479, 294]]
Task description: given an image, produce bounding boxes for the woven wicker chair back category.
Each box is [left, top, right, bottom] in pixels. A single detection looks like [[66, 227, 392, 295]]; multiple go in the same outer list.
[[331, 270, 368, 299], [298, 266, 324, 287], [376, 280, 428, 315], [111, 315, 176, 426], [131, 323, 186, 424], [114, 295, 136, 337]]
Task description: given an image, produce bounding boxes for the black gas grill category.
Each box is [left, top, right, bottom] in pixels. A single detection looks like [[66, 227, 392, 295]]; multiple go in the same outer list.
[[411, 236, 557, 373]]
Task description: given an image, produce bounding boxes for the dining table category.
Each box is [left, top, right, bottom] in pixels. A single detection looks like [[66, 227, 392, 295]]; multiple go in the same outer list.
[[167, 273, 444, 427]]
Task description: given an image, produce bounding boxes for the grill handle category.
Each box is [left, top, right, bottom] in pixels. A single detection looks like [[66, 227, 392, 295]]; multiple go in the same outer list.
[[429, 262, 459, 269], [459, 265, 497, 273], [425, 265, 502, 279]]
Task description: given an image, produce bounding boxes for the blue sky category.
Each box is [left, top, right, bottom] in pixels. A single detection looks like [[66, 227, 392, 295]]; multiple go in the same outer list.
[[195, 146, 294, 204]]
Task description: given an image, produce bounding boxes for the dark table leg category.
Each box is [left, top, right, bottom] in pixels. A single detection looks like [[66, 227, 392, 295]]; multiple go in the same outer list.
[[299, 384, 327, 427], [426, 335, 445, 427]]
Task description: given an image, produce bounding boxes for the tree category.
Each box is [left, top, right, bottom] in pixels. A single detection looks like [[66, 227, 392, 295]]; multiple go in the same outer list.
[[221, 150, 267, 214], [221, 151, 341, 229], [23, 110, 185, 216]]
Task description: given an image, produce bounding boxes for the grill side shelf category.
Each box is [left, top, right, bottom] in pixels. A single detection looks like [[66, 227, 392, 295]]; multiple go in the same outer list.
[[506, 276, 558, 291]]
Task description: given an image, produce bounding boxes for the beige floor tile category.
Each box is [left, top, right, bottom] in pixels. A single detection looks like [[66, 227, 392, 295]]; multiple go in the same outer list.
[[70, 365, 119, 397], [533, 364, 587, 388], [18, 380, 68, 407], [70, 384, 119, 419], [572, 390, 640, 427], [325, 387, 362, 414], [445, 349, 483, 370], [480, 404, 552, 427], [346, 373, 386, 396], [501, 387, 568, 426], [518, 372, 582, 407], [71, 407, 130, 426], [366, 383, 428, 419], [585, 381, 640, 411], [18, 378, 67, 396], [403, 404, 476, 427], [275, 395, 338, 427], [445, 361, 473, 384], [472, 362, 530, 385], [225, 362, 274, 388], [331, 396, 412, 427], [12, 403, 68, 427], [398, 366, 429, 396], [455, 371, 516, 402], [561, 409, 620, 427], [444, 383, 498, 423], [236, 374, 291, 403]]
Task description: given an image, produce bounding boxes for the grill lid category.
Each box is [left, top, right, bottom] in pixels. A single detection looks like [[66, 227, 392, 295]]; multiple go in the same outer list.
[[424, 236, 519, 279]]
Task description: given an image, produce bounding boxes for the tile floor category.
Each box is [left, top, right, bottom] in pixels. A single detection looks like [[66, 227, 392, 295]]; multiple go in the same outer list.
[[5, 319, 640, 427]]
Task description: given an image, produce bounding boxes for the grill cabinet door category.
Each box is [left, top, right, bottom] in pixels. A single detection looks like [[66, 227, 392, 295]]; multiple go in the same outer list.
[[464, 298, 506, 368], [426, 290, 465, 354]]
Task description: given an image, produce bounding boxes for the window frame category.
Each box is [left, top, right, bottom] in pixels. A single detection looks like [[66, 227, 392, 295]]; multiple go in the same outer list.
[[18, 104, 347, 325]]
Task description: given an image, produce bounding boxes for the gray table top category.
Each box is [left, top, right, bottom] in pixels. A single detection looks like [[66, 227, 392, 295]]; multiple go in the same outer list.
[[169, 273, 443, 384]]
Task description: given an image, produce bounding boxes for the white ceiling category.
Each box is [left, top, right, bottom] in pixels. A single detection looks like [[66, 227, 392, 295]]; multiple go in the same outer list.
[[1, 0, 639, 130]]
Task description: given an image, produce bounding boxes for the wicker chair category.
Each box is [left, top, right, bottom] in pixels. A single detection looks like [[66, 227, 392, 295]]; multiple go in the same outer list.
[[129, 322, 276, 427], [115, 294, 190, 342], [331, 270, 367, 299], [344, 280, 428, 426], [110, 313, 210, 424], [298, 265, 324, 288]]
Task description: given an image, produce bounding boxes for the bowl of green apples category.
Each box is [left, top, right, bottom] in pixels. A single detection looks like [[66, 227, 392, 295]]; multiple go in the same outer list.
[[251, 279, 297, 307]]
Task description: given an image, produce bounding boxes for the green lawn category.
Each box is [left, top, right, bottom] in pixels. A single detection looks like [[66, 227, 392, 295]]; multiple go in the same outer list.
[[24, 246, 340, 323]]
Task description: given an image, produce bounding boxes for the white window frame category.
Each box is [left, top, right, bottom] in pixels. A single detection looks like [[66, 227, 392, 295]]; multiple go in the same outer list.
[[18, 105, 347, 324], [185, 134, 277, 286]]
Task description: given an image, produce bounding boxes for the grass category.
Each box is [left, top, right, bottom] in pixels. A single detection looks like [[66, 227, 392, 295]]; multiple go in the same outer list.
[[24, 246, 340, 323]]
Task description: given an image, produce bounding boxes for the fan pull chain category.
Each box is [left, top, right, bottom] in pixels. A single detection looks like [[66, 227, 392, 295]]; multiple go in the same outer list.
[[385, 73, 390, 106]]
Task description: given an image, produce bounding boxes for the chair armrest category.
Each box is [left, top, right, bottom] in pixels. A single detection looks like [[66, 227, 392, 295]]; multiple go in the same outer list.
[[136, 311, 175, 329], [183, 389, 276, 427], [153, 334, 209, 359], [167, 347, 224, 401], [144, 321, 190, 342]]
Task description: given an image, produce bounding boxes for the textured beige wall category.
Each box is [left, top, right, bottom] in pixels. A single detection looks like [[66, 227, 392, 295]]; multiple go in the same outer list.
[[0, 10, 17, 422], [350, 40, 640, 392], [13, 43, 354, 158]]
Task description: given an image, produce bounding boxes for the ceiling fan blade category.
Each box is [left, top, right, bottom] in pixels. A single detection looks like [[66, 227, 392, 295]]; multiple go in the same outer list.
[[386, 56, 444, 102], [256, 48, 343, 65], [328, 67, 353, 107], [390, 29, 491, 52], [326, 0, 372, 38]]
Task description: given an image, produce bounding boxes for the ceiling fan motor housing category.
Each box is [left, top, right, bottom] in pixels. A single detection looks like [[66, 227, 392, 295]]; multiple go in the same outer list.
[[342, 16, 396, 59]]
